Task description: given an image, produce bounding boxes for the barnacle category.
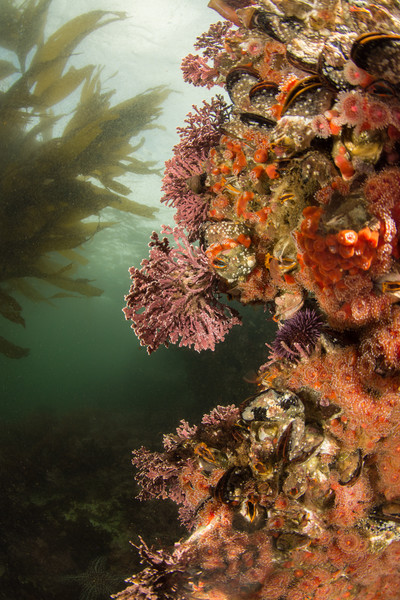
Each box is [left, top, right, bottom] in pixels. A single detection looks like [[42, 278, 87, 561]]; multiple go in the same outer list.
[[0, 0, 169, 357]]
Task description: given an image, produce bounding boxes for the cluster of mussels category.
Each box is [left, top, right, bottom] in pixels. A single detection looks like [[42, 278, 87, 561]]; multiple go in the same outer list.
[[118, 1, 400, 599], [196, 1, 400, 328], [118, 383, 400, 600]]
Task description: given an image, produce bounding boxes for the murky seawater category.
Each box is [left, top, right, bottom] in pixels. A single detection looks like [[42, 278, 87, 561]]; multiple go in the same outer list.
[[0, 2, 277, 598]]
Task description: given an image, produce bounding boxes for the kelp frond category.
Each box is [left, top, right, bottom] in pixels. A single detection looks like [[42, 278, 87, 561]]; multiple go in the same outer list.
[[0, 0, 170, 357]]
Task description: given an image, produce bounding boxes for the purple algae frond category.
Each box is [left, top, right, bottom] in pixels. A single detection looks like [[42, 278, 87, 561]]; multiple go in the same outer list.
[[181, 53, 219, 88], [161, 155, 209, 237], [123, 226, 241, 354], [201, 404, 239, 427], [118, 537, 190, 600], [175, 96, 228, 159], [194, 21, 236, 59], [161, 97, 228, 237], [131, 446, 185, 504]]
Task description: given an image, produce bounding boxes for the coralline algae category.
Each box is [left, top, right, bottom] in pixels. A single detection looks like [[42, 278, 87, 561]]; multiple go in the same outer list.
[[121, 1, 400, 598]]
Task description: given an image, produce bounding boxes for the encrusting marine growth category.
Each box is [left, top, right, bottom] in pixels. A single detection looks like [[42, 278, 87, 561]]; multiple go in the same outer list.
[[121, 1, 400, 598]]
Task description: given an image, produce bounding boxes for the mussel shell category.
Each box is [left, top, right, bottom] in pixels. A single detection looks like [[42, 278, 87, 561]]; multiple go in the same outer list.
[[249, 81, 279, 101], [249, 81, 279, 115], [318, 55, 351, 92], [239, 112, 276, 130], [240, 388, 304, 424], [318, 31, 356, 91], [276, 417, 307, 463], [276, 421, 294, 463], [226, 66, 261, 104], [281, 466, 308, 499], [363, 515, 400, 537], [232, 499, 266, 532], [194, 442, 226, 472], [340, 126, 385, 165], [202, 221, 256, 282], [275, 532, 309, 551], [336, 449, 363, 486], [351, 32, 400, 85], [372, 502, 400, 524], [360, 516, 400, 552], [364, 78, 398, 98], [245, 8, 303, 44], [308, 483, 336, 510], [203, 221, 252, 248], [286, 37, 322, 74], [281, 76, 333, 117], [290, 421, 325, 463], [214, 465, 252, 505]]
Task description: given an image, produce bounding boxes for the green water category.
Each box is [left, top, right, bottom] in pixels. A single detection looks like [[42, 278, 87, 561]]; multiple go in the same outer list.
[[0, 2, 278, 598], [0, 225, 275, 599]]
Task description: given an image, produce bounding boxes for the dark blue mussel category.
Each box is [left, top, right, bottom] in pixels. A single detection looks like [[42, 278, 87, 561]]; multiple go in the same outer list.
[[280, 76, 334, 117], [286, 35, 323, 74], [318, 32, 356, 91], [351, 32, 400, 85], [249, 80, 279, 115], [226, 66, 261, 105], [239, 112, 276, 129], [214, 465, 252, 505], [239, 6, 304, 44]]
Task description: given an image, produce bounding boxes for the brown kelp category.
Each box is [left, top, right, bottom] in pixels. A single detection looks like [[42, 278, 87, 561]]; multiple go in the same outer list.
[[0, 0, 169, 358]]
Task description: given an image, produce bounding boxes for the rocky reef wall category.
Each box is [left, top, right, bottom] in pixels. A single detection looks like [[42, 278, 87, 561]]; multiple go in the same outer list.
[[120, 1, 400, 598]]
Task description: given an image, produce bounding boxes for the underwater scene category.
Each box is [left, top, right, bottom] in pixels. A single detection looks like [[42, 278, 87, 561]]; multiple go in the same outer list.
[[0, 1, 274, 598], [2, 0, 400, 599]]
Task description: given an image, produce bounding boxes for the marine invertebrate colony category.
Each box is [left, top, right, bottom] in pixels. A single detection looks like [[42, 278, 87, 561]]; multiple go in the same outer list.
[[121, 1, 400, 598], [123, 226, 241, 353]]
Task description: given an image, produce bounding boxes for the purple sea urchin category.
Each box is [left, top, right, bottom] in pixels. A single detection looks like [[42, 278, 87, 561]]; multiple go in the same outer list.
[[271, 309, 323, 362]]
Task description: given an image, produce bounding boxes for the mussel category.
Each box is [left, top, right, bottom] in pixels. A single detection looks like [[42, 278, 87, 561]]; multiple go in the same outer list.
[[214, 465, 252, 505], [226, 66, 261, 106], [239, 112, 276, 129], [351, 32, 400, 85], [335, 449, 363, 486], [275, 531, 309, 551], [281, 76, 333, 117], [203, 221, 256, 284], [232, 496, 267, 532], [281, 465, 308, 498], [286, 35, 322, 74], [361, 515, 400, 551], [291, 421, 325, 463], [371, 502, 400, 524], [364, 78, 398, 98], [240, 388, 305, 425], [238, 7, 303, 45], [249, 81, 279, 116], [317, 32, 356, 91], [194, 442, 226, 472]]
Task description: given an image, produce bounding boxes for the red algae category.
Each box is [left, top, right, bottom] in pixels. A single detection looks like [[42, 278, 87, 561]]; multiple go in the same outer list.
[[119, 1, 400, 599]]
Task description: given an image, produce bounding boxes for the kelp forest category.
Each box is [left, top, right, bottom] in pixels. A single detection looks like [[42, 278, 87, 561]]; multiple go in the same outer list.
[[0, 0, 169, 358]]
